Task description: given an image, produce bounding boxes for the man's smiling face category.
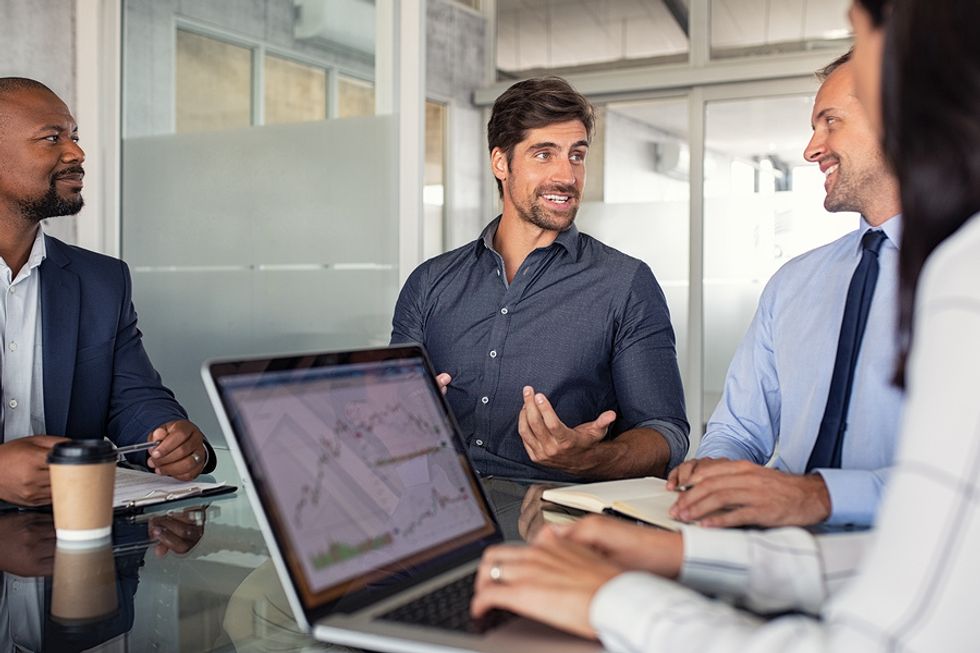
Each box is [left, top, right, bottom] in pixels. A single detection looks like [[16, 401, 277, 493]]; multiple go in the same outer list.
[[493, 119, 588, 232], [803, 62, 888, 216], [0, 86, 86, 223]]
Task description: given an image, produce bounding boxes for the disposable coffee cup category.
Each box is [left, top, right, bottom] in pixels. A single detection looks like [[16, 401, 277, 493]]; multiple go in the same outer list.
[[50, 539, 119, 627], [48, 440, 117, 542]]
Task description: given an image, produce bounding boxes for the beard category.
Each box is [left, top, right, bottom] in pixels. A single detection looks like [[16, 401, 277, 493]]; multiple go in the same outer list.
[[509, 179, 579, 232], [823, 156, 885, 215], [19, 168, 85, 223]]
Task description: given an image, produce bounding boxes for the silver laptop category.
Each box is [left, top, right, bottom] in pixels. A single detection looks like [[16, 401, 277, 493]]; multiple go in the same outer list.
[[203, 345, 600, 653]]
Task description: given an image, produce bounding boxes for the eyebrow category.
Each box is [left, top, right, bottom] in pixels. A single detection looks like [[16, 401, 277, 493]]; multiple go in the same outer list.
[[36, 124, 77, 134], [527, 140, 590, 150]]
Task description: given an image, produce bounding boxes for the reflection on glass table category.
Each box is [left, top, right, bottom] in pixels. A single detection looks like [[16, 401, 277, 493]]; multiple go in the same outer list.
[[0, 462, 582, 652], [0, 505, 207, 653]]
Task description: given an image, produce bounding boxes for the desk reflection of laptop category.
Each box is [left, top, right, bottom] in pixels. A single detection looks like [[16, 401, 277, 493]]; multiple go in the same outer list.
[[205, 345, 601, 653]]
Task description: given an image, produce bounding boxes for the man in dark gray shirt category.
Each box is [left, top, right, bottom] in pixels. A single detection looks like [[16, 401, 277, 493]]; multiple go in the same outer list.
[[391, 77, 687, 482]]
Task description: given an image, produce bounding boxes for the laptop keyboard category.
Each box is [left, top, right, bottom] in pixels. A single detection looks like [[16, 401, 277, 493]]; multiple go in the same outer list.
[[379, 572, 516, 635]]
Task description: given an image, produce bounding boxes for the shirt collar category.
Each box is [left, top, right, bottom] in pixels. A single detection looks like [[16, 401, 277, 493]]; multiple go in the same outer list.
[[476, 215, 580, 257], [0, 227, 47, 277], [859, 213, 902, 251], [27, 227, 47, 271]]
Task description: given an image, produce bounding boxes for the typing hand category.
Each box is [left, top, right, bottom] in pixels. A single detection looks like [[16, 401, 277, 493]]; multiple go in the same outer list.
[[471, 526, 623, 639], [668, 460, 832, 528], [517, 386, 616, 475], [0, 435, 69, 506], [147, 420, 207, 481], [553, 515, 683, 578]]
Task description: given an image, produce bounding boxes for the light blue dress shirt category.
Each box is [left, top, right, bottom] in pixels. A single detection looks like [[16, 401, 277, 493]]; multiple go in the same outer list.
[[699, 215, 904, 525]]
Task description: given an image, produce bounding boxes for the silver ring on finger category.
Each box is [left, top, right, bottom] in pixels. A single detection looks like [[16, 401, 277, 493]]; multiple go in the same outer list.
[[489, 561, 504, 584], [192, 451, 202, 465]]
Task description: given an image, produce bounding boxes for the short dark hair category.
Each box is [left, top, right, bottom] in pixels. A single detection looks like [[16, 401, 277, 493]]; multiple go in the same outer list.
[[487, 76, 595, 196], [0, 77, 54, 100], [0, 78, 56, 129], [816, 49, 853, 82]]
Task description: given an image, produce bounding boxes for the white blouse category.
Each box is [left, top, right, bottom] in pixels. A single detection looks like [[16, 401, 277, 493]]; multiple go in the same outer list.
[[591, 212, 980, 652]]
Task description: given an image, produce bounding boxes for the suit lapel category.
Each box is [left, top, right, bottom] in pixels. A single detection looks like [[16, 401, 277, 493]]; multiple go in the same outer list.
[[40, 236, 80, 436]]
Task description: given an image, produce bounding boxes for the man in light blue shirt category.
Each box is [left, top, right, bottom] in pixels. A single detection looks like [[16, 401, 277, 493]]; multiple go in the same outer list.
[[666, 52, 903, 528]]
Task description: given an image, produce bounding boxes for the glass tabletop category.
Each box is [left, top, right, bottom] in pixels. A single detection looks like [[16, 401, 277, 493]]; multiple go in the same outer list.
[[0, 450, 557, 652]]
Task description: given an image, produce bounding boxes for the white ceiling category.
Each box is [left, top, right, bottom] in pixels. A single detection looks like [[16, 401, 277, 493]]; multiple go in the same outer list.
[[496, 0, 851, 72]]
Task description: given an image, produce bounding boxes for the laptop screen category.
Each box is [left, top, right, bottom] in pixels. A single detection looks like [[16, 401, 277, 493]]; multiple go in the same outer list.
[[212, 348, 499, 612]]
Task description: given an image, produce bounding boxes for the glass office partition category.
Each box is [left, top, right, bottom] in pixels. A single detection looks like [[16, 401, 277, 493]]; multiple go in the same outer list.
[[175, 30, 253, 133], [123, 0, 394, 446], [575, 98, 690, 388], [702, 93, 855, 427], [264, 55, 328, 124]]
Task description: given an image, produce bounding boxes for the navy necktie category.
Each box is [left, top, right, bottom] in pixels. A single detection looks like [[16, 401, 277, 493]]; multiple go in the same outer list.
[[806, 229, 887, 472]]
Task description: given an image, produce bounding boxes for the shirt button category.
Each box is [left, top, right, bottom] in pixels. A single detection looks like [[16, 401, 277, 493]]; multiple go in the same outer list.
[[475, 439, 484, 446], [8, 399, 17, 409], [500, 308, 508, 315], [489, 350, 497, 358], [7, 342, 16, 352], [7, 287, 14, 294], [481, 396, 489, 404]]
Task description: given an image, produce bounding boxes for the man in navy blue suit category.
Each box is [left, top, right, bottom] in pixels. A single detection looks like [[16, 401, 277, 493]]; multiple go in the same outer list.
[[0, 77, 215, 506]]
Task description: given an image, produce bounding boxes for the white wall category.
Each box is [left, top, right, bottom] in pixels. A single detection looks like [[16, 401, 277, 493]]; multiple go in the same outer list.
[[0, 0, 78, 244]]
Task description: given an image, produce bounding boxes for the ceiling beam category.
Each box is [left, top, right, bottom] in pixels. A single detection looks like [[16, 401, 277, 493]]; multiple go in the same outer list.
[[474, 47, 849, 105], [662, 0, 690, 37]]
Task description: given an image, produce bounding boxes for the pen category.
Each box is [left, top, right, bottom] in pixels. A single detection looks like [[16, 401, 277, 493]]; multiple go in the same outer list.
[[675, 483, 694, 492], [114, 441, 160, 456]]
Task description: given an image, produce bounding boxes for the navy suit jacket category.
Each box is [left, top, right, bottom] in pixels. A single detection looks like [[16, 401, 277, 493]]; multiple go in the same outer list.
[[38, 236, 215, 472]]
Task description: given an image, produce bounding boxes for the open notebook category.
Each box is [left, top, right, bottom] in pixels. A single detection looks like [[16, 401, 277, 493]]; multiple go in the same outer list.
[[541, 477, 686, 531]]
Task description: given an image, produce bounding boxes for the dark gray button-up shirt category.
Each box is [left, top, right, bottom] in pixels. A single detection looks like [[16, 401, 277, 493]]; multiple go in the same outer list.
[[391, 217, 689, 481]]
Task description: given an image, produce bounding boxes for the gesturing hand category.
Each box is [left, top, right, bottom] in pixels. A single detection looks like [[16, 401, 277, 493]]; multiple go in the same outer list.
[[435, 373, 451, 395], [518, 386, 616, 475]]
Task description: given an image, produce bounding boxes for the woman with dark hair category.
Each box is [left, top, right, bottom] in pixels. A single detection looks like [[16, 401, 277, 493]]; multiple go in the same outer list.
[[470, 0, 980, 649]]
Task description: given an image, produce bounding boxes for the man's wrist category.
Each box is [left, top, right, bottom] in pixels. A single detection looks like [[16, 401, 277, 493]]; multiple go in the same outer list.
[[804, 473, 832, 522], [574, 434, 662, 479]]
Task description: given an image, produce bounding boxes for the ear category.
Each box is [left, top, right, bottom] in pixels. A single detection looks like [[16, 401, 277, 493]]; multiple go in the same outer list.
[[490, 147, 509, 184]]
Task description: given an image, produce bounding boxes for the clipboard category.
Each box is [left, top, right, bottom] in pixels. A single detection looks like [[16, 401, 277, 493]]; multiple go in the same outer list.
[[112, 467, 237, 511], [0, 467, 237, 513]]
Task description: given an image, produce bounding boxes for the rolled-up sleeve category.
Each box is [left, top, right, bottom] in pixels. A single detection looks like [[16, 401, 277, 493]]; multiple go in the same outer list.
[[611, 263, 689, 469], [390, 264, 428, 345]]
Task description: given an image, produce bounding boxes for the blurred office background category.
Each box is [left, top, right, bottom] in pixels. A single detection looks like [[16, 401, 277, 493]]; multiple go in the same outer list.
[[0, 0, 855, 648], [0, 0, 858, 457]]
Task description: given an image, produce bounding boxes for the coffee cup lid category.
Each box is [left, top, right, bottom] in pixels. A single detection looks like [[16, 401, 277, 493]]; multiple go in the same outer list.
[[48, 440, 117, 465]]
